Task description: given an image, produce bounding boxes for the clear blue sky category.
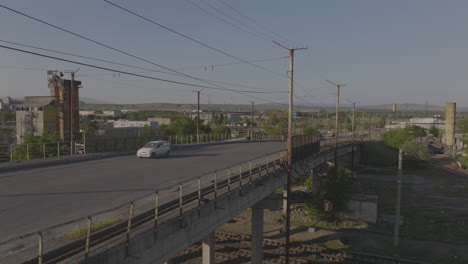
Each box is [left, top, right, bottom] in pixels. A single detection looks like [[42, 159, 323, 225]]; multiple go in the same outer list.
[[0, 0, 467, 107]]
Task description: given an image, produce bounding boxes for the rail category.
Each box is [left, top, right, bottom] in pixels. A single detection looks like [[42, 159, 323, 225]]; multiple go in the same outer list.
[[0, 140, 354, 264]]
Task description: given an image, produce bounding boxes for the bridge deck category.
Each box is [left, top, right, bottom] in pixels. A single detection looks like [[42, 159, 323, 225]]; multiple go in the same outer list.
[[0, 141, 285, 242]]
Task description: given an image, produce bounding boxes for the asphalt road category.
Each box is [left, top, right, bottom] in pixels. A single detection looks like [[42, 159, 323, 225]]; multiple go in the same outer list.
[[0, 141, 285, 242]]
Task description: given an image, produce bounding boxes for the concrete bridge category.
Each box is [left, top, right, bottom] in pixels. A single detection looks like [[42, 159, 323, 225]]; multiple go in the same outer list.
[[0, 139, 360, 264]]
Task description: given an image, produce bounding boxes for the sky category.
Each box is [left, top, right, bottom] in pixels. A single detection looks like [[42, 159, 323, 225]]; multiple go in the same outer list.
[[0, 0, 467, 107]]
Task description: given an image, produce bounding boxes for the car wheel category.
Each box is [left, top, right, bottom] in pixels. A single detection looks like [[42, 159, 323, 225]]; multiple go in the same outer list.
[[165, 150, 170, 157], [150, 152, 156, 158]]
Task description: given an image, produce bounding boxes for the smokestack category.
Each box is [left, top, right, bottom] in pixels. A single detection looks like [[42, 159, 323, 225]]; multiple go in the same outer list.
[[444, 102, 456, 147]]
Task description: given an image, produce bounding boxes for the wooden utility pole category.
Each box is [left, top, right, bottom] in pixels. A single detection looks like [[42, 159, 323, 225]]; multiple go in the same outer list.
[[327, 80, 347, 164], [193, 90, 201, 143], [250, 101, 255, 140], [394, 148, 403, 247], [273, 41, 307, 264]]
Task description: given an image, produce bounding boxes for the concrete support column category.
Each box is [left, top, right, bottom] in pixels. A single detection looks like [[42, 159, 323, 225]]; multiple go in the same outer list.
[[202, 231, 215, 264], [251, 207, 264, 264]]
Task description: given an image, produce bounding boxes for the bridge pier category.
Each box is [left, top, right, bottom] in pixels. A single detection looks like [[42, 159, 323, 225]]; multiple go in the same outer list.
[[251, 194, 282, 263], [251, 207, 264, 264], [201, 231, 215, 264]]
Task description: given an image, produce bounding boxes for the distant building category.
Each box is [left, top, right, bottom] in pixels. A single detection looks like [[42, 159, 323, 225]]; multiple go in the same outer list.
[[114, 119, 158, 128], [15, 96, 57, 143], [385, 117, 445, 130], [0, 96, 15, 112], [79, 110, 122, 117], [147, 117, 171, 126]]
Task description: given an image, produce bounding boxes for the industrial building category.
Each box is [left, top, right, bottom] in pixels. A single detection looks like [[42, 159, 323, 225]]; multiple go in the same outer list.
[[15, 72, 82, 143], [15, 96, 57, 143]]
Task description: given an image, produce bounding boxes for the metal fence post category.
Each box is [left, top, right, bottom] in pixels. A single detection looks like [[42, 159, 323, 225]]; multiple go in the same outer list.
[[38, 232, 43, 264], [10, 144, 13, 162], [126, 202, 134, 256], [198, 177, 201, 216], [266, 157, 269, 175], [154, 191, 159, 238], [85, 216, 92, 260], [258, 159, 262, 179], [57, 142, 60, 157], [227, 168, 231, 195], [179, 183, 183, 219], [43, 143, 46, 158], [26, 144, 29, 160], [214, 171, 218, 206], [249, 161, 252, 186], [239, 163, 242, 194]]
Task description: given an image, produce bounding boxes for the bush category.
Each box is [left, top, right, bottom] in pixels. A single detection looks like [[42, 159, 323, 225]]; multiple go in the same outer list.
[[304, 168, 355, 220], [401, 139, 430, 161]]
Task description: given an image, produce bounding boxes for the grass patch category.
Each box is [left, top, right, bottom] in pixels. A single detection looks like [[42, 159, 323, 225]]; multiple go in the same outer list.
[[65, 217, 124, 240], [316, 240, 349, 249]]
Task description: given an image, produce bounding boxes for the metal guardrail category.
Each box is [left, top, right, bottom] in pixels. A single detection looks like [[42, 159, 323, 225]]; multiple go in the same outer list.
[[0, 134, 286, 164], [0, 140, 352, 264]]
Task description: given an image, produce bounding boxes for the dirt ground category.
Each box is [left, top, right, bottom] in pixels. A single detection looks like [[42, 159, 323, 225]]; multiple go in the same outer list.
[[218, 150, 468, 264]]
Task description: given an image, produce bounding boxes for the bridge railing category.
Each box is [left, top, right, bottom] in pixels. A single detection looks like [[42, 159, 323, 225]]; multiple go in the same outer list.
[[0, 139, 354, 264], [0, 140, 84, 163], [0, 134, 287, 164], [0, 148, 293, 263]]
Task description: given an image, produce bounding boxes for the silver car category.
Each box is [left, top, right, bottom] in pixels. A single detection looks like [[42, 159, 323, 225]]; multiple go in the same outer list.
[[137, 141, 171, 158]]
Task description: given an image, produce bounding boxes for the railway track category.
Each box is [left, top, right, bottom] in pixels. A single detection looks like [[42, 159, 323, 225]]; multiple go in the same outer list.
[[204, 231, 428, 264]]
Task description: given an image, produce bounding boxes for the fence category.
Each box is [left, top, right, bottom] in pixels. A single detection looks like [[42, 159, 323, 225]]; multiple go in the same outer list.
[[0, 135, 341, 264], [0, 141, 83, 163], [0, 133, 286, 164], [0, 149, 291, 264]]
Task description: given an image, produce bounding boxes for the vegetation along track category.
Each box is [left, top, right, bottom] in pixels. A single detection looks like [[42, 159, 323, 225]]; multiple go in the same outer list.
[[173, 231, 429, 264]]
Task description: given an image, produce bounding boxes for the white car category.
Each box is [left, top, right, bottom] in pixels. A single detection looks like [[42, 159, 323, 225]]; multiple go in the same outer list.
[[137, 141, 171, 158]]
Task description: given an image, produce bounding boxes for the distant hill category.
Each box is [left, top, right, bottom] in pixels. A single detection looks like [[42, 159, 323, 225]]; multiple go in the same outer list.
[[80, 97, 115, 104], [77, 101, 468, 113]]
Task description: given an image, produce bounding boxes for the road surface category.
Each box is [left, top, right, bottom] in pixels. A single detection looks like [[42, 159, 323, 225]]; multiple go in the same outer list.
[[0, 141, 285, 242]]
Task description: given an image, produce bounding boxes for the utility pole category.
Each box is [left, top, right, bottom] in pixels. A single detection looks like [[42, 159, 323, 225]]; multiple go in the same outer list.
[[346, 100, 358, 175], [368, 113, 372, 141], [394, 148, 403, 247], [193, 90, 202, 143], [250, 101, 255, 140], [273, 41, 307, 264], [327, 80, 347, 164]]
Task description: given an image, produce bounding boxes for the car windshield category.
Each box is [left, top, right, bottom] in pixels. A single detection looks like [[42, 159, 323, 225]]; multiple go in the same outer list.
[[143, 143, 159, 148]]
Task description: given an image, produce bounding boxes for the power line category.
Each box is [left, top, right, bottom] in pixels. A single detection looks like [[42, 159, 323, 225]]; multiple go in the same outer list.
[[104, 0, 289, 79], [0, 39, 288, 94], [197, 0, 273, 42], [183, 0, 268, 42], [0, 44, 274, 94], [0, 3, 230, 90], [217, 0, 292, 44], [0, 44, 291, 107]]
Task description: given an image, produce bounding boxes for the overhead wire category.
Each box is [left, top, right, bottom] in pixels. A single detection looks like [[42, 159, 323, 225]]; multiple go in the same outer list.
[[197, 0, 273, 42], [103, 0, 290, 79], [0, 39, 288, 93], [183, 0, 269, 42], [217, 0, 292, 45], [0, 3, 235, 91], [0, 44, 290, 106]]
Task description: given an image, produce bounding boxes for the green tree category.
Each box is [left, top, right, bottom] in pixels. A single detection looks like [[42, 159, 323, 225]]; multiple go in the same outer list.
[[428, 125, 440, 138], [305, 168, 355, 220], [401, 139, 430, 161], [13, 134, 62, 161]]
